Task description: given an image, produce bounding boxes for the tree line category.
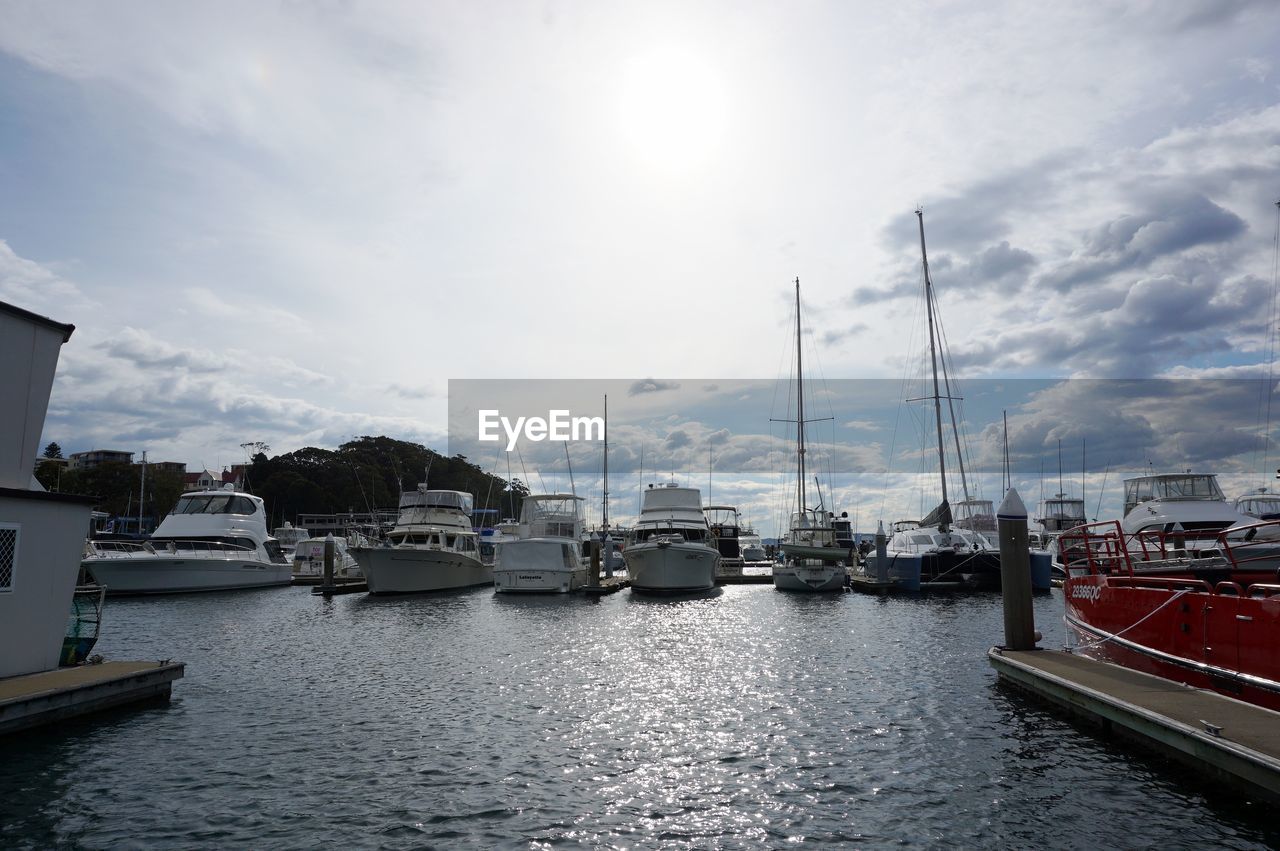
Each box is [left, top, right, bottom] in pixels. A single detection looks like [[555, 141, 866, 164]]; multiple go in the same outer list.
[[35, 436, 529, 528]]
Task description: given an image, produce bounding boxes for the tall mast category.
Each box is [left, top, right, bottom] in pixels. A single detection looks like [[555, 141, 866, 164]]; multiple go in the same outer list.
[[602, 394, 609, 533], [795, 277, 807, 514], [917, 209, 950, 528]]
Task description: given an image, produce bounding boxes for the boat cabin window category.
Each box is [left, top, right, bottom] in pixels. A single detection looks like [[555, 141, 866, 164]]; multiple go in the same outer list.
[[173, 494, 257, 515], [1125, 475, 1224, 508]]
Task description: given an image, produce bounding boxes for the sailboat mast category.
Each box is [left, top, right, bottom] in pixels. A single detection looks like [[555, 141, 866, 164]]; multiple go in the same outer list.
[[602, 394, 609, 533], [795, 277, 807, 514], [916, 210, 950, 526]]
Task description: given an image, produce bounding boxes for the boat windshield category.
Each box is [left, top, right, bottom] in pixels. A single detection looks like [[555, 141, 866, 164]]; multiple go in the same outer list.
[[1125, 475, 1224, 513], [172, 494, 257, 515], [400, 490, 473, 513], [1236, 496, 1280, 517]]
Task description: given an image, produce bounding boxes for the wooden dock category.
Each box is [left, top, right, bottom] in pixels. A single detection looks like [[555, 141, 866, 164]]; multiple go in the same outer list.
[[582, 576, 630, 595], [989, 647, 1280, 802], [847, 574, 898, 594], [717, 572, 773, 585], [309, 580, 369, 595], [0, 660, 185, 737]]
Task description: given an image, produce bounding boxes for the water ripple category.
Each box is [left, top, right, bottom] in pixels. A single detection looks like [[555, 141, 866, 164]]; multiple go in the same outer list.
[[0, 586, 1276, 848]]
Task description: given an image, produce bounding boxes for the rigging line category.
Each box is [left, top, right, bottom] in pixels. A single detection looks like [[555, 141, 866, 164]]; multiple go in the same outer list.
[[1262, 199, 1280, 484], [930, 282, 971, 502]]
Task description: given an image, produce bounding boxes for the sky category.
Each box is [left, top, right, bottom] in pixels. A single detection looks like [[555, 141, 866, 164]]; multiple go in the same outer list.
[[2, 1, 1280, 534]]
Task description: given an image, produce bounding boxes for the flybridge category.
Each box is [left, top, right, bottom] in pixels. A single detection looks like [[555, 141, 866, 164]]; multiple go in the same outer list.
[[477, 410, 605, 452]]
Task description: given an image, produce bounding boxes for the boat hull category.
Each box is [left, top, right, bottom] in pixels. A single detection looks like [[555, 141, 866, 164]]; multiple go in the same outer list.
[[494, 539, 588, 594], [82, 555, 291, 595], [1065, 573, 1280, 712], [353, 546, 491, 594], [773, 563, 846, 592], [626, 541, 718, 593]]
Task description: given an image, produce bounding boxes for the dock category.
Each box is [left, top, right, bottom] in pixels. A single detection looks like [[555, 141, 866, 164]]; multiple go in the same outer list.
[[847, 574, 898, 594], [989, 647, 1280, 802], [582, 575, 630, 595], [0, 660, 185, 737], [308, 580, 369, 595]]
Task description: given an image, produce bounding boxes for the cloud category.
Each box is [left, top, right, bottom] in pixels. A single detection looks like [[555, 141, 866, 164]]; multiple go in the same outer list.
[[629, 379, 681, 396], [94, 327, 233, 372]]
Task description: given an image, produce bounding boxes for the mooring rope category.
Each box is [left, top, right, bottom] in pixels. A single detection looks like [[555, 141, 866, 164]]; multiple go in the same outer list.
[[1065, 587, 1192, 652]]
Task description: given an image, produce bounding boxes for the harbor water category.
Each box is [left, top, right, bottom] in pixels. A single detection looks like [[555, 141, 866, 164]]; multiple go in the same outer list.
[[3, 585, 1277, 849]]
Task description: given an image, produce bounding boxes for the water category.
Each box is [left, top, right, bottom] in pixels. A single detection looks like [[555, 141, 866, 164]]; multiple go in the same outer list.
[[3, 585, 1277, 849]]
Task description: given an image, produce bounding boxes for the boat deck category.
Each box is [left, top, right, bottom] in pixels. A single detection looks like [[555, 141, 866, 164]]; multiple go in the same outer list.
[[0, 660, 185, 736], [990, 647, 1280, 801]]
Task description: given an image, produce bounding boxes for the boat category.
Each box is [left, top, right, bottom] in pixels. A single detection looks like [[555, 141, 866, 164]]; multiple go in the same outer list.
[[870, 212, 1017, 591], [291, 535, 363, 580], [1061, 518, 1280, 712], [1234, 488, 1280, 520], [1119, 473, 1255, 550], [773, 279, 850, 592], [351, 484, 490, 594], [625, 483, 720, 593], [1036, 494, 1086, 538], [81, 486, 293, 594], [739, 523, 767, 562], [273, 521, 312, 560], [705, 505, 746, 579], [493, 494, 589, 593]]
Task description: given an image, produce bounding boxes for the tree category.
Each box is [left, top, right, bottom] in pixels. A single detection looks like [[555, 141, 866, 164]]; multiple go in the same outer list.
[[43, 442, 63, 459]]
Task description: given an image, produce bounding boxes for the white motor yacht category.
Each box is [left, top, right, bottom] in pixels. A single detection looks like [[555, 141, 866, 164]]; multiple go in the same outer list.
[[352, 486, 489, 593], [494, 494, 589, 594], [625, 484, 719, 593], [81, 487, 292, 594]]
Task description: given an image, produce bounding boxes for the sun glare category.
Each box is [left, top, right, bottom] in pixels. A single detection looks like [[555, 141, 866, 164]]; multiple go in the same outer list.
[[617, 46, 727, 174]]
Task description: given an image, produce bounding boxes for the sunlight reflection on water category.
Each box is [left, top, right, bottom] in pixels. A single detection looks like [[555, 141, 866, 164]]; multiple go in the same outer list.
[[0, 585, 1276, 849]]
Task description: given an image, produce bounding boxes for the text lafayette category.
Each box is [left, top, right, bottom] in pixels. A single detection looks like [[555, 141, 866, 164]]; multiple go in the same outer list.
[[478, 409, 605, 451]]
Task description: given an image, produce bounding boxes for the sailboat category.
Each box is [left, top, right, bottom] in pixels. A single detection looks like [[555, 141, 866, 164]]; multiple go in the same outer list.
[[881, 211, 1006, 589], [774, 278, 849, 592]]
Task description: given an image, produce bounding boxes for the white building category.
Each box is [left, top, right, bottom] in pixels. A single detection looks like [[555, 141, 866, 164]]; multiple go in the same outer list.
[[0, 300, 94, 679]]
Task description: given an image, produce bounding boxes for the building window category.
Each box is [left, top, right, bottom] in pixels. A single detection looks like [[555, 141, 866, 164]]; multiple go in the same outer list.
[[0, 525, 17, 592]]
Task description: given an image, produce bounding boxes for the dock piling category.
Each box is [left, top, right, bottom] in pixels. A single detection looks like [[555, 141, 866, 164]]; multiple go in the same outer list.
[[997, 488, 1035, 650], [321, 533, 335, 596]]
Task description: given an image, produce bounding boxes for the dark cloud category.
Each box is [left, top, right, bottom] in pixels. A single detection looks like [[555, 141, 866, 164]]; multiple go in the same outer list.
[[1039, 192, 1246, 293], [664, 429, 691, 450], [628, 379, 681, 396]]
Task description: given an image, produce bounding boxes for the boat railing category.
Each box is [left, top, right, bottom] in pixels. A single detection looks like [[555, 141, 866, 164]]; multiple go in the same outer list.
[[1058, 521, 1136, 576], [1216, 519, 1280, 570], [87, 539, 259, 559]]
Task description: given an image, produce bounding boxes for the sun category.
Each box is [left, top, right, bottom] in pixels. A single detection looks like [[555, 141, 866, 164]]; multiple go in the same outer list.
[[616, 45, 727, 174]]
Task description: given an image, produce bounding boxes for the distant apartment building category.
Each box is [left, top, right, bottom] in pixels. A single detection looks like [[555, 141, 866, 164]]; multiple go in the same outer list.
[[68, 449, 133, 470], [143, 460, 187, 476]]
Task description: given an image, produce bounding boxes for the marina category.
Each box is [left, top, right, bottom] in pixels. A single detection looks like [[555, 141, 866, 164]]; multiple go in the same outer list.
[[4, 585, 1279, 847]]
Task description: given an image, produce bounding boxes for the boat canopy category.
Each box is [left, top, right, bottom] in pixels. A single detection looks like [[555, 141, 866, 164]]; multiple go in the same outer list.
[[1124, 474, 1224, 515], [173, 493, 259, 516], [400, 489, 473, 514], [704, 506, 741, 528], [519, 494, 583, 538], [1235, 494, 1280, 519]]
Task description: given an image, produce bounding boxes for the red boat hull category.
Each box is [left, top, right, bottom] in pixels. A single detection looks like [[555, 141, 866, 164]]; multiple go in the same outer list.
[[1065, 573, 1280, 712]]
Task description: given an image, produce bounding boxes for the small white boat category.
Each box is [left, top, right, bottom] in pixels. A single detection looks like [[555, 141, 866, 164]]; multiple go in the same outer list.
[[494, 494, 589, 594], [626, 484, 719, 593], [81, 487, 292, 594], [351, 485, 490, 594], [291, 535, 363, 579], [739, 525, 767, 562]]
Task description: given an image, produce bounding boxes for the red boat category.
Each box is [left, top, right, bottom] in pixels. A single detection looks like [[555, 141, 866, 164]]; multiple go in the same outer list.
[[1061, 519, 1280, 712]]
